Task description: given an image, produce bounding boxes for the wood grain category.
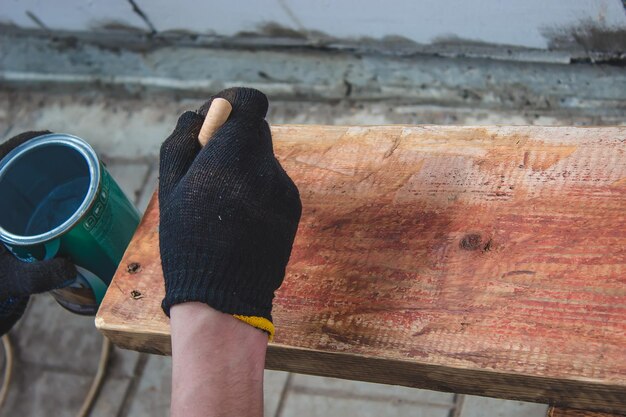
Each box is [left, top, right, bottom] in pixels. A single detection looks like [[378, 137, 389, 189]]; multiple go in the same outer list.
[[95, 125, 626, 413]]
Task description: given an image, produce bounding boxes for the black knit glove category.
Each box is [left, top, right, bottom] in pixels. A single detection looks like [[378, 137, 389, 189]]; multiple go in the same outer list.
[[0, 131, 77, 335], [159, 88, 301, 337]]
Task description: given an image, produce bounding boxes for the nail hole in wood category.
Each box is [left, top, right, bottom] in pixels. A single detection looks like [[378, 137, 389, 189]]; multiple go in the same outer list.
[[127, 262, 141, 274]]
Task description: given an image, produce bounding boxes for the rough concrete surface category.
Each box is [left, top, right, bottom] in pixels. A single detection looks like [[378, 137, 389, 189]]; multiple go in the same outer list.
[[2, 31, 626, 113], [0, 88, 587, 416]]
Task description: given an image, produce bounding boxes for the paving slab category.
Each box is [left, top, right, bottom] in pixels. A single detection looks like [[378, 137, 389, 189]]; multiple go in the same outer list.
[[8, 294, 35, 335], [124, 354, 172, 417], [14, 294, 102, 373], [2, 95, 188, 159], [265, 370, 290, 417], [136, 167, 159, 213], [89, 376, 133, 417], [276, 374, 455, 417], [0, 362, 92, 417], [459, 395, 549, 417], [105, 162, 151, 208], [106, 346, 143, 379], [279, 387, 453, 417], [9, 295, 141, 415], [290, 374, 455, 406], [0, 104, 11, 138]]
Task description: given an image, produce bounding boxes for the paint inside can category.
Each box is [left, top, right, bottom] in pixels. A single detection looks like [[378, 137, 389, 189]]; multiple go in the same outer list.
[[25, 177, 90, 235], [0, 133, 139, 315]]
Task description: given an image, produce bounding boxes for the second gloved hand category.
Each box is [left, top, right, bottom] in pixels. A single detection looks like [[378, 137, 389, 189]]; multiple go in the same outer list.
[[159, 88, 302, 338], [0, 131, 77, 336]]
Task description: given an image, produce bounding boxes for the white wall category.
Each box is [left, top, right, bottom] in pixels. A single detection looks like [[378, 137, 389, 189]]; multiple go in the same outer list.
[[1, 0, 625, 50], [0, 0, 145, 31]]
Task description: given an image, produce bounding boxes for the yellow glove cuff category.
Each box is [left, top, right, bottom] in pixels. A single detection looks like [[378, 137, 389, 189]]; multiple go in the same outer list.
[[232, 315, 275, 341]]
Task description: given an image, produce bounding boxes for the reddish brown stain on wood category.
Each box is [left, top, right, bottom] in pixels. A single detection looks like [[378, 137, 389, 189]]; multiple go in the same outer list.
[[96, 125, 626, 413]]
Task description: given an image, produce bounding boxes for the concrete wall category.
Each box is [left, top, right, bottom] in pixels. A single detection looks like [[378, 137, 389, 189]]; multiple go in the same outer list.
[[1, 0, 625, 50]]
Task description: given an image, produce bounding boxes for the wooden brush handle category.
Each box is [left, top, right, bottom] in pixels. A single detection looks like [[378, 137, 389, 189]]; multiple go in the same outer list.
[[198, 98, 233, 146]]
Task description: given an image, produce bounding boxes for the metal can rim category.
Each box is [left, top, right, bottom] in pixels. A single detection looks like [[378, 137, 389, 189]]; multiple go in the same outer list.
[[0, 133, 101, 246]]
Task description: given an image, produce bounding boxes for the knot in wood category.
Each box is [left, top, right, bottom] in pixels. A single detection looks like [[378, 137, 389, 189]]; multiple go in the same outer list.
[[460, 233, 483, 251]]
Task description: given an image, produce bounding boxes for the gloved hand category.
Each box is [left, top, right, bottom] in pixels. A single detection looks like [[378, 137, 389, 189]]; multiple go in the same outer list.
[[159, 87, 302, 339], [0, 131, 77, 335]]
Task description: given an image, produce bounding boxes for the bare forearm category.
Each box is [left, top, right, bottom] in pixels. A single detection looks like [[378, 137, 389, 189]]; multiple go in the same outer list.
[[170, 302, 268, 417]]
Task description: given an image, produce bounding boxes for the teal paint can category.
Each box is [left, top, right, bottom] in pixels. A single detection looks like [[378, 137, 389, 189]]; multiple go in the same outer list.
[[0, 133, 140, 315]]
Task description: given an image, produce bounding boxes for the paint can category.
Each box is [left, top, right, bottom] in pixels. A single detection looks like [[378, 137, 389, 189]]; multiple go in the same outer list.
[[0, 133, 140, 315]]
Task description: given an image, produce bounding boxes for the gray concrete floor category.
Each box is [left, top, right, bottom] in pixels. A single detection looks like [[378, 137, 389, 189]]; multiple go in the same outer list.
[[1, 88, 607, 416]]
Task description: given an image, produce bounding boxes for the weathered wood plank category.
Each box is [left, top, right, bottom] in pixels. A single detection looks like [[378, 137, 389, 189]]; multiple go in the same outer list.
[[96, 125, 626, 413]]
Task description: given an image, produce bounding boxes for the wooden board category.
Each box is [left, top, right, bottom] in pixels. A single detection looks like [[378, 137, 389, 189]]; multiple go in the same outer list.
[[96, 125, 626, 413]]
